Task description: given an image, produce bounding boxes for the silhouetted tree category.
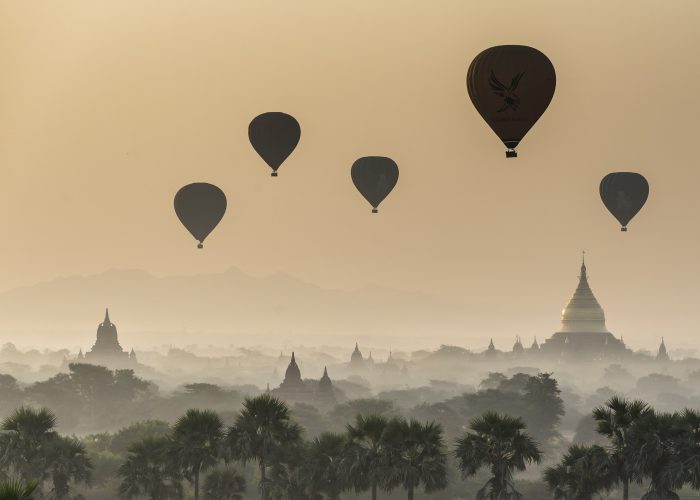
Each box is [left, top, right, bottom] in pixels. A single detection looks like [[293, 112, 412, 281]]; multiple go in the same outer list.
[[454, 412, 541, 500], [592, 396, 651, 500], [306, 432, 348, 500], [0, 407, 58, 485], [226, 394, 302, 500], [543, 444, 616, 500], [48, 436, 92, 499], [384, 418, 448, 500], [623, 411, 686, 500], [172, 409, 224, 500], [202, 466, 246, 500], [118, 436, 183, 500], [343, 414, 391, 500]]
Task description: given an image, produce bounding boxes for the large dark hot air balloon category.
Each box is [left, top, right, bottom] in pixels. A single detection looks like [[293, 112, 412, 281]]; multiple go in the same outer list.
[[599, 172, 649, 231], [248, 112, 301, 176], [351, 157, 399, 213], [467, 45, 556, 158], [174, 183, 227, 248]]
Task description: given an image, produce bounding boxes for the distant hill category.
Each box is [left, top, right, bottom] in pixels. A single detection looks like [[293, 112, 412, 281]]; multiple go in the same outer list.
[[0, 268, 476, 349]]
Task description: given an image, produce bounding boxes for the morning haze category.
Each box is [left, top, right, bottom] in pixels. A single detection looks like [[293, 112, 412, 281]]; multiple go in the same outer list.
[[1, 1, 699, 352]]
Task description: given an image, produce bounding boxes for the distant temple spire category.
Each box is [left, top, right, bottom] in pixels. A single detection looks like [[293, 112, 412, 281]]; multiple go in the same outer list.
[[531, 337, 539, 350], [513, 336, 524, 354], [104, 308, 111, 325], [657, 337, 670, 362], [350, 343, 364, 366]]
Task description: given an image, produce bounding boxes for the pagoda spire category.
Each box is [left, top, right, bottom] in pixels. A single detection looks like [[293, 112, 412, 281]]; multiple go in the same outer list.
[[104, 308, 111, 325]]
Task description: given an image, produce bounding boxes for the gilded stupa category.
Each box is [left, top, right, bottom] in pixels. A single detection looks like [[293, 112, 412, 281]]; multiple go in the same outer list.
[[541, 254, 627, 359]]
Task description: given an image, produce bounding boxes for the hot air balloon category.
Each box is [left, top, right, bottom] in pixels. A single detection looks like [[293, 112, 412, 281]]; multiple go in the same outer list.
[[174, 183, 227, 248], [467, 45, 556, 158], [599, 172, 649, 231], [351, 157, 399, 213], [248, 112, 301, 176]]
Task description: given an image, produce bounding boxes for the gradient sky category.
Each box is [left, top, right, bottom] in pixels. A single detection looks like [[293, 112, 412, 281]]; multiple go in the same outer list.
[[1, 1, 699, 350]]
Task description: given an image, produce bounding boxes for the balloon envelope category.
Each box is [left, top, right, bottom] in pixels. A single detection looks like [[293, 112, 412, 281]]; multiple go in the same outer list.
[[248, 112, 301, 176], [174, 183, 227, 248], [599, 172, 649, 231], [467, 45, 556, 157], [351, 157, 399, 213]]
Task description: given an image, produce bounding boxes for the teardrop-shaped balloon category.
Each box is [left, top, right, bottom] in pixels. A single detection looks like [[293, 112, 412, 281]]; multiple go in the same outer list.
[[248, 112, 301, 176], [599, 172, 649, 231], [467, 45, 556, 158], [351, 157, 399, 213], [174, 183, 227, 248]]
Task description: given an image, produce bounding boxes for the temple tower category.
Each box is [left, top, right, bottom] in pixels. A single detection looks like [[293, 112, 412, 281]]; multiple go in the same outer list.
[[542, 254, 626, 359]]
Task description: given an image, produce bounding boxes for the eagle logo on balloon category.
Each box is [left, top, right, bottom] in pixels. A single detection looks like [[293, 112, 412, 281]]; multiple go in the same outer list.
[[489, 70, 525, 112]]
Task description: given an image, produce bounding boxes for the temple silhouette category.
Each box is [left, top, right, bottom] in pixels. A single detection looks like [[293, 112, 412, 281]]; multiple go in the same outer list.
[[271, 352, 342, 407], [78, 309, 137, 368]]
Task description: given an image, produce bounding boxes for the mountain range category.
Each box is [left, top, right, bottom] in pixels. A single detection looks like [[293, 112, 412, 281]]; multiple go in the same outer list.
[[0, 268, 478, 349]]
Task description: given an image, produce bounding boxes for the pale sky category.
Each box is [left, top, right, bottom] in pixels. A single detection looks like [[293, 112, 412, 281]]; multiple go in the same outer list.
[[1, 1, 699, 351]]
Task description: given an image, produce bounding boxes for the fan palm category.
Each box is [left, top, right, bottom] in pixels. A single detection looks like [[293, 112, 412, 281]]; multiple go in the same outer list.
[[383, 418, 448, 500], [623, 411, 685, 500], [202, 466, 246, 500], [592, 396, 650, 500], [543, 444, 616, 500], [306, 432, 347, 500], [454, 412, 541, 500], [226, 394, 303, 500], [0, 478, 39, 500], [1, 407, 58, 484], [172, 409, 224, 500], [117, 436, 183, 500], [47, 436, 92, 499], [343, 414, 390, 500]]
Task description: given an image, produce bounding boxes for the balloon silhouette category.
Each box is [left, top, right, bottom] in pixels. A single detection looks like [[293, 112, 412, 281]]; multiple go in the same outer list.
[[599, 172, 649, 231], [351, 157, 399, 213], [248, 112, 301, 176], [467, 45, 556, 158], [174, 183, 227, 248]]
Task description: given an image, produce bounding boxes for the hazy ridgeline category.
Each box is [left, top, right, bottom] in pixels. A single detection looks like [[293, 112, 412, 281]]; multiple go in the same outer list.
[[2, 343, 700, 499]]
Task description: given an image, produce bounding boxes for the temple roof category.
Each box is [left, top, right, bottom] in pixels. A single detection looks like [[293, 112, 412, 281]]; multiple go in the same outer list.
[[284, 352, 302, 383], [559, 254, 609, 334]]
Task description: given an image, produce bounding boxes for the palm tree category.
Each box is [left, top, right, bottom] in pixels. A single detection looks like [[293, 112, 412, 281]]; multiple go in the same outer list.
[[0, 478, 39, 500], [226, 394, 303, 500], [543, 444, 616, 500], [592, 396, 651, 500], [202, 466, 246, 500], [48, 436, 93, 499], [383, 418, 448, 500], [623, 411, 685, 500], [1, 407, 58, 484], [118, 436, 183, 500], [172, 409, 224, 500], [306, 432, 347, 500], [454, 412, 541, 500], [343, 414, 390, 500], [679, 408, 700, 490], [267, 440, 310, 500]]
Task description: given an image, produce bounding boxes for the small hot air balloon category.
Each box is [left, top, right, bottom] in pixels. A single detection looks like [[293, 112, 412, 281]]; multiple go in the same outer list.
[[599, 172, 649, 231], [467, 45, 556, 158], [351, 157, 399, 213], [174, 183, 227, 248], [248, 112, 301, 176]]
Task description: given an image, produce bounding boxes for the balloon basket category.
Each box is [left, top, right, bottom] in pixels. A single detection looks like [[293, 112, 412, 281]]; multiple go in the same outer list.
[[372, 208, 378, 214], [197, 243, 204, 249], [271, 171, 278, 177], [621, 227, 627, 232], [505, 150, 517, 158]]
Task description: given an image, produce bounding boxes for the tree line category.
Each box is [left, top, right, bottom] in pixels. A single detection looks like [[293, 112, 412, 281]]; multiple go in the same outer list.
[[2, 393, 700, 500]]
